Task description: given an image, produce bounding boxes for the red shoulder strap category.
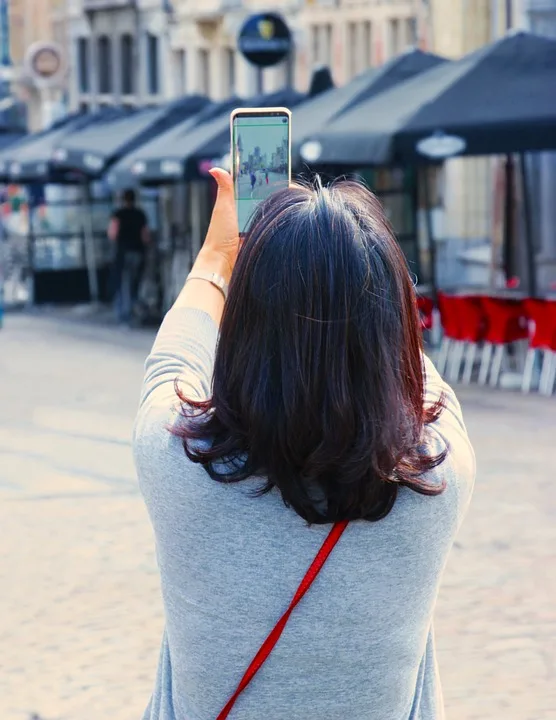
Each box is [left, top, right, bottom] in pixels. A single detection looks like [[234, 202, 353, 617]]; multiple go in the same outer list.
[[216, 520, 349, 720]]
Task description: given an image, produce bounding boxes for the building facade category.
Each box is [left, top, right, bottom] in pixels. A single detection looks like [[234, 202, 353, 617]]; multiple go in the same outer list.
[[167, 0, 421, 100], [66, 0, 176, 111], [298, 0, 420, 88], [8, 0, 69, 130], [67, 0, 425, 108]]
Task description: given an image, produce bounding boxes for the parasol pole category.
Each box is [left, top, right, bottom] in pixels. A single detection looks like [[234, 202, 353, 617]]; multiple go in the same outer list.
[[420, 163, 437, 303], [518, 153, 537, 297], [501, 0, 516, 286], [502, 154, 516, 282], [82, 180, 99, 304]]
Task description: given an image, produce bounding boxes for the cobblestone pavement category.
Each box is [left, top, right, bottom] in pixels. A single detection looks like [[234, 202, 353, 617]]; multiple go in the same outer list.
[[1, 313, 555, 720]]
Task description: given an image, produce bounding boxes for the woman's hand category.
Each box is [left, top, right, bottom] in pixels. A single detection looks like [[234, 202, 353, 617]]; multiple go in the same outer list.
[[173, 168, 239, 324], [196, 168, 239, 284]]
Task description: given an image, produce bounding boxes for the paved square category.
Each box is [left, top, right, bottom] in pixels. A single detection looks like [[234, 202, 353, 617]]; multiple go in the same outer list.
[[1, 314, 554, 720]]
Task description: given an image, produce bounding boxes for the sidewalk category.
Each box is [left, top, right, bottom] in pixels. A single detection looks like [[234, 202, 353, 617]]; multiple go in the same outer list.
[[1, 313, 555, 720]]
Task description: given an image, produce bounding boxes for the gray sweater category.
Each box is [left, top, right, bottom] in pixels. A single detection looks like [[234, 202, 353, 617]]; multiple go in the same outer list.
[[133, 307, 475, 720]]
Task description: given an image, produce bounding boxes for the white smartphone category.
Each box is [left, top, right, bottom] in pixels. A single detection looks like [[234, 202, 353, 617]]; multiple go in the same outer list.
[[230, 107, 292, 234]]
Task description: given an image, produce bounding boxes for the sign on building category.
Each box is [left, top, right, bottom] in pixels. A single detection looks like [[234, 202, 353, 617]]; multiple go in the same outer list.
[[24, 42, 66, 89], [238, 13, 293, 68]]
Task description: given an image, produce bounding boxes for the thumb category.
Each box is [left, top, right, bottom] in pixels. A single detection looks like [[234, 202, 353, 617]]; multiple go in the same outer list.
[[209, 168, 234, 201]]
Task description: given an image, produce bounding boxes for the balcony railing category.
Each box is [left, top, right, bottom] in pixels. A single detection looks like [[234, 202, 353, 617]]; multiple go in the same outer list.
[[186, 0, 243, 19], [83, 0, 136, 11]]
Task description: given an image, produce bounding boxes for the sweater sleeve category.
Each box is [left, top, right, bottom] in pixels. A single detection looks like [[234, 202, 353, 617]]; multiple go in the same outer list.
[[422, 354, 476, 526], [133, 307, 219, 442]]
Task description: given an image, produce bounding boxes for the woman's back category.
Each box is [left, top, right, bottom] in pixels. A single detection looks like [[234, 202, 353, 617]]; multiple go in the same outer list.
[[134, 307, 475, 720]]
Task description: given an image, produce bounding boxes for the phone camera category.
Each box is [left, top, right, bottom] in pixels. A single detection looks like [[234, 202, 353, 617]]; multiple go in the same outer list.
[[282, 118, 287, 123]]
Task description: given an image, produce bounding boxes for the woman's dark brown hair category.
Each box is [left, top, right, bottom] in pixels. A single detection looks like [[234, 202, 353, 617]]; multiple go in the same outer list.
[[175, 179, 446, 524]]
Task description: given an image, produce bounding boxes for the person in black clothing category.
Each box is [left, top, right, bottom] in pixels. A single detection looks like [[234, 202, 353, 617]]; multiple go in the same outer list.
[[108, 189, 150, 324]]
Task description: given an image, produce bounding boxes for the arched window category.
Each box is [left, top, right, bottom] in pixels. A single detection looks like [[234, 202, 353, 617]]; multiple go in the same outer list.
[[77, 37, 90, 93], [98, 35, 112, 94], [121, 34, 134, 95], [147, 33, 160, 95]]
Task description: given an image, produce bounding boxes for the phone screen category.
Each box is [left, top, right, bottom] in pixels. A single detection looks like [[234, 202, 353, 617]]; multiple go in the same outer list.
[[232, 110, 290, 234]]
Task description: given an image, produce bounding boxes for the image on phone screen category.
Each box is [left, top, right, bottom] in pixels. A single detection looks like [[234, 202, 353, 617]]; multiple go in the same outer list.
[[232, 112, 290, 234]]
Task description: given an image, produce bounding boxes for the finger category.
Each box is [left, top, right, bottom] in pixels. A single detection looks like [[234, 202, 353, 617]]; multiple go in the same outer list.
[[206, 168, 239, 240], [209, 168, 234, 197]]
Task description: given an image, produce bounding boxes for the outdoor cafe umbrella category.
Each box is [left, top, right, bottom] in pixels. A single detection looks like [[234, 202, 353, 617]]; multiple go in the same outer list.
[[190, 87, 306, 178], [106, 97, 240, 188], [308, 66, 334, 97], [52, 95, 210, 179], [113, 88, 305, 187], [0, 108, 128, 185], [0, 130, 26, 162], [106, 99, 233, 188], [0, 114, 77, 183], [300, 31, 556, 167], [292, 48, 447, 168], [301, 31, 556, 298]]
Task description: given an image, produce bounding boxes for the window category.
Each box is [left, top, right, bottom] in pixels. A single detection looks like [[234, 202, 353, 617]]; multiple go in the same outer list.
[[406, 16, 418, 48], [324, 23, 333, 67], [225, 49, 235, 96], [98, 35, 112, 94], [311, 25, 319, 67], [388, 18, 401, 58], [147, 33, 159, 95], [198, 48, 210, 95], [121, 34, 134, 95], [347, 22, 357, 78], [363, 21, 372, 69], [77, 37, 89, 93], [173, 49, 187, 96], [310, 24, 333, 68]]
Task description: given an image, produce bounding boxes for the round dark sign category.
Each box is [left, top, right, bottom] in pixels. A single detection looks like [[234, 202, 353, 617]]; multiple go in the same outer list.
[[32, 48, 61, 78], [238, 13, 292, 68]]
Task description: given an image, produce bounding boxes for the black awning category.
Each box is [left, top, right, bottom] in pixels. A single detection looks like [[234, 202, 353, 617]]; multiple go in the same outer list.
[[292, 49, 447, 166], [4, 108, 128, 184], [189, 88, 306, 177], [397, 32, 556, 160], [307, 66, 335, 98], [52, 95, 210, 178], [0, 112, 82, 182], [111, 89, 306, 186], [0, 132, 27, 179], [107, 98, 241, 187], [302, 31, 556, 167]]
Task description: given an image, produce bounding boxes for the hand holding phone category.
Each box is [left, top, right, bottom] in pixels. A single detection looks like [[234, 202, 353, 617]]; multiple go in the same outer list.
[[230, 107, 291, 234]]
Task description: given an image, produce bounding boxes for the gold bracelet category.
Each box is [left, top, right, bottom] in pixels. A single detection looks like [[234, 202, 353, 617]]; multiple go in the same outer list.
[[185, 271, 229, 301]]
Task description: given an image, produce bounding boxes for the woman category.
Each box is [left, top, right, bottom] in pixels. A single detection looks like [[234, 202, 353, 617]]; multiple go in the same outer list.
[[133, 169, 475, 720]]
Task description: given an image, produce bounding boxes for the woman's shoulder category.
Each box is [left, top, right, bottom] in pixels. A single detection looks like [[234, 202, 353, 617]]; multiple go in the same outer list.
[[422, 355, 476, 528]]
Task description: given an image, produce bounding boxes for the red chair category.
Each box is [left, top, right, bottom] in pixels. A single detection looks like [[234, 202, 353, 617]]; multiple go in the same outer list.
[[477, 297, 529, 387], [436, 293, 464, 377], [417, 295, 434, 331], [522, 299, 556, 395], [454, 296, 488, 383], [436, 294, 487, 382]]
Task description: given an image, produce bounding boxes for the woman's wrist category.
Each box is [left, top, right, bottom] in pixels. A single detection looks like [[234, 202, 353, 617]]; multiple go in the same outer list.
[[193, 249, 234, 285]]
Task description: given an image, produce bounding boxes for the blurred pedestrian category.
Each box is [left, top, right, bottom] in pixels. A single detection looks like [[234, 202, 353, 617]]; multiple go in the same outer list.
[[133, 170, 475, 719], [249, 171, 256, 192], [265, 169, 269, 185], [108, 188, 150, 325]]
